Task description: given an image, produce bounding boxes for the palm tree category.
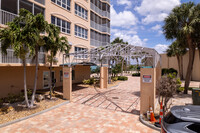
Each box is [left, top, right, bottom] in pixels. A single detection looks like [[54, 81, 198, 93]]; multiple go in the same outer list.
[[0, 9, 33, 107], [27, 13, 48, 107], [44, 24, 70, 99], [166, 40, 187, 80], [163, 2, 200, 94]]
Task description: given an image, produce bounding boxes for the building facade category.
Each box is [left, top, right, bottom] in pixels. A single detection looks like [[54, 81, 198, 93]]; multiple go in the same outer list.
[[0, 0, 110, 98]]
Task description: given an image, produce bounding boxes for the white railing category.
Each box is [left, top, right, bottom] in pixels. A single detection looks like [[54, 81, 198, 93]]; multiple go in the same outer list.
[[0, 49, 46, 64], [0, 9, 18, 25], [90, 3, 110, 19], [91, 21, 110, 33]]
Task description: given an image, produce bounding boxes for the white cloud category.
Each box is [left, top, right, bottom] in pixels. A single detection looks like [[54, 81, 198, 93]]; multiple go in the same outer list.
[[154, 44, 169, 53], [112, 31, 147, 46], [151, 24, 161, 31], [135, 0, 181, 24], [111, 28, 137, 35], [111, 5, 138, 28], [117, 0, 132, 9]]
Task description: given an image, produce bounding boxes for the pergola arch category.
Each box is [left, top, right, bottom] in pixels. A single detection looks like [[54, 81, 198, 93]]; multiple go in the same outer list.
[[63, 43, 160, 68]]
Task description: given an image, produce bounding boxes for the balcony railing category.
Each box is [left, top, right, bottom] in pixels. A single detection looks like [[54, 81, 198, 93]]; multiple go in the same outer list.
[[91, 21, 110, 33], [90, 3, 110, 18], [0, 49, 46, 64], [0, 9, 18, 25], [91, 39, 109, 47]]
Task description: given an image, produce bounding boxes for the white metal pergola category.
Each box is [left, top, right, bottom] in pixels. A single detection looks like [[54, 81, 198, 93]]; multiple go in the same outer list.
[[62, 43, 160, 68]]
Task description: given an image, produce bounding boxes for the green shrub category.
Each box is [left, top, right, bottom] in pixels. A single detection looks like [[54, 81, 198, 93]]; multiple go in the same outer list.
[[177, 87, 184, 92], [112, 77, 118, 81], [132, 73, 140, 77], [162, 68, 178, 76], [83, 78, 96, 85], [117, 76, 128, 81]]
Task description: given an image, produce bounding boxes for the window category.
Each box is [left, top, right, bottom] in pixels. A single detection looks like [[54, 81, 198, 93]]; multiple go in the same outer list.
[[34, 0, 45, 5], [74, 46, 88, 59], [75, 4, 88, 20], [60, 70, 63, 82], [51, 0, 71, 11], [19, 0, 45, 16], [51, 16, 71, 34], [75, 25, 88, 39], [72, 70, 75, 80]]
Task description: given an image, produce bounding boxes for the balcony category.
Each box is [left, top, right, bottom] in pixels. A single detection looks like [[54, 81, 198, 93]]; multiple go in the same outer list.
[[0, 48, 46, 64], [90, 3, 110, 19], [0, 9, 18, 25], [91, 21, 110, 33]]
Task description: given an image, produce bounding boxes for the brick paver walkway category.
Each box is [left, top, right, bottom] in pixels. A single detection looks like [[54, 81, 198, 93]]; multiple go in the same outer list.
[[0, 77, 158, 133], [72, 76, 141, 114]]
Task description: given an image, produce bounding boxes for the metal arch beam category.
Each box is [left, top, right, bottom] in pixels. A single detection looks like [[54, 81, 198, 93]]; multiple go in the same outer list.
[[63, 43, 161, 67]]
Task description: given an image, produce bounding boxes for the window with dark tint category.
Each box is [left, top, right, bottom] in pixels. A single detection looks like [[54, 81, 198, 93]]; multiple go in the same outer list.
[[34, 4, 45, 15], [20, 0, 33, 13], [1, 0, 18, 14], [34, 0, 45, 5], [187, 124, 200, 133], [72, 70, 75, 80]]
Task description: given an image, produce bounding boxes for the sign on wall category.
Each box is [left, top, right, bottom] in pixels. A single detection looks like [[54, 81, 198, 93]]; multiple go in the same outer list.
[[143, 75, 152, 83], [64, 72, 69, 78]]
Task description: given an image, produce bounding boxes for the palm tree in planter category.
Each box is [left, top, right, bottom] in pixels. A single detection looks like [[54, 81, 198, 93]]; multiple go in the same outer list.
[[0, 9, 34, 107], [44, 24, 70, 99], [163, 2, 200, 94], [166, 40, 187, 80]]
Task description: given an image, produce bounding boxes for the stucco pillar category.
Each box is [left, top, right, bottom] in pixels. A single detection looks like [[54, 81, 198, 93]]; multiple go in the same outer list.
[[140, 68, 156, 115], [63, 67, 72, 101], [100, 67, 108, 89]]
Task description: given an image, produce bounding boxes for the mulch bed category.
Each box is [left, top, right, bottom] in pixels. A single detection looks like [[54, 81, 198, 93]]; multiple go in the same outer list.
[[0, 95, 66, 125]]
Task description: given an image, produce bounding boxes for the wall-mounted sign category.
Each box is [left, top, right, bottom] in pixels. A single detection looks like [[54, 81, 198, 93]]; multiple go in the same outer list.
[[143, 75, 152, 83], [64, 72, 69, 78]]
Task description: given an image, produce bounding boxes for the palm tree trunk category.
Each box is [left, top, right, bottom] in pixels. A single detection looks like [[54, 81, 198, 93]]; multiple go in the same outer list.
[[184, 37, 195, 94], [23, 59, 30, 108], [30, 47, 39, 107], [180, 56, 184, 80], [176, 55, 181, 78], [49, 54, 53, 99]]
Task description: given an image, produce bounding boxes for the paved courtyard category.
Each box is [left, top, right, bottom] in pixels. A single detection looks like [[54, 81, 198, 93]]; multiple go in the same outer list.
[[0, 77, 158, 133]]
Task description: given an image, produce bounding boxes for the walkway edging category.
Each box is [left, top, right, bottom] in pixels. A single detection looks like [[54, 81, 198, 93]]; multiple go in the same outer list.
[[139, 114, 161, 132], [0, 100, 70, 128]]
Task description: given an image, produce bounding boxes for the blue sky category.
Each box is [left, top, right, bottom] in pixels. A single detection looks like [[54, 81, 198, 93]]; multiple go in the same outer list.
[[110, 0, 198, 53]]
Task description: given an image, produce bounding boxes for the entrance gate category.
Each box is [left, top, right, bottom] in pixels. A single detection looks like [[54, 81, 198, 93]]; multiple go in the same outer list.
[[62, 43, 161, 114]]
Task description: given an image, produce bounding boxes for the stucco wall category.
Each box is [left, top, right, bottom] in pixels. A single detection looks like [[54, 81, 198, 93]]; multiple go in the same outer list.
[[0, 66, 63, 98], [72, 65, 91, 83], [161, 50, 200, 81]]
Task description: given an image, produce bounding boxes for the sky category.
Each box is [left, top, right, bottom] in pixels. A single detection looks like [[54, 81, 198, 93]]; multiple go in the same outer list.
[[110, 0, 199, 53]]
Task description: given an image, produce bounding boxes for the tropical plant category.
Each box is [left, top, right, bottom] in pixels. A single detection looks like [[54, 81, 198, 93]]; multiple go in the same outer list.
[[111, 37, 128, 44], [157, 73, 181, 116], [26, 12, 48, 107], [44, 24, 70, 99], [163, 2, 200, 94], [0, 9, 34, 108], [166, 40, 186, 79]]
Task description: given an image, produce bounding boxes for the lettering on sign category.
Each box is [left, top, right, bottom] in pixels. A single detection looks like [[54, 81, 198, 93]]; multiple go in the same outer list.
[[143, 75, 152, 83], [64, 72, 69, 78]]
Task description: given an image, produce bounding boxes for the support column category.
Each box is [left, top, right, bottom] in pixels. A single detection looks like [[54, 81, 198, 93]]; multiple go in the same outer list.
[[63, 67, 72, 101], [100, 67, 108, 89], [140, 68, 156, 115]]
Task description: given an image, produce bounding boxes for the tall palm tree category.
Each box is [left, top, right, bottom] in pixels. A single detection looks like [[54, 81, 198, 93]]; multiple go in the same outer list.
[[44, 24, 70, 99], [166, 40, 187, 80], [27, 13, 48, 107], [0, 9, 34, 107], [163, 2, 200, 94]]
